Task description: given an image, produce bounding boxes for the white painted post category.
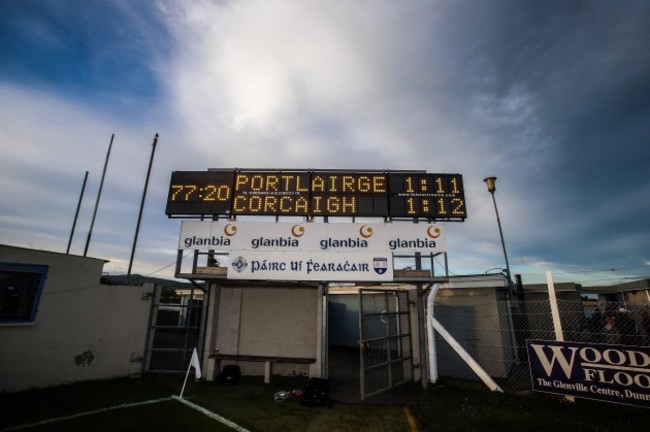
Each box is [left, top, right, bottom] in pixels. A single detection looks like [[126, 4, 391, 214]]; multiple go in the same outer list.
[[546, 271, 574, 402], [545, 271, 563, 341], [425, 285, 442, 383]]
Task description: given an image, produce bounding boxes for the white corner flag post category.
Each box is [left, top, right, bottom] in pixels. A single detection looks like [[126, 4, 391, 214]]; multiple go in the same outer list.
[[180, 348, 202, 399]]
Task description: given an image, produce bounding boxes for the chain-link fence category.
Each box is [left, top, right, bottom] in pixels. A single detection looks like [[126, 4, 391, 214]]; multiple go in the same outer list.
[[433, 296, 650, 392]]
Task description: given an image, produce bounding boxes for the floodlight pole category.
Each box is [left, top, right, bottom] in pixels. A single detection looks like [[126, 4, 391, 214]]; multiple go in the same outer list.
[[127, 134, 158, 284], [484, 177, 513, 292], [84, 134, 114, 256], [67, 170, 89, 254]]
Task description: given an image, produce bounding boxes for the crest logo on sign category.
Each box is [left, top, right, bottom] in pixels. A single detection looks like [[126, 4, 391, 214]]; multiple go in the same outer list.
[[231, 256, 248, 273], [373, 257, 388, 275]]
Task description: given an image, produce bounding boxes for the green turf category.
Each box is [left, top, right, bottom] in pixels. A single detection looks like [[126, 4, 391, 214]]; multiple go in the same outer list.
[[187, 376, 410, 432], [418, 379, 648, 432], [1, 375, 647, 432]]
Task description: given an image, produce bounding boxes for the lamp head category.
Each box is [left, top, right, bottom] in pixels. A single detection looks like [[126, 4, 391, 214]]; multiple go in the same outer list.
[[484, 176, 497, 193]]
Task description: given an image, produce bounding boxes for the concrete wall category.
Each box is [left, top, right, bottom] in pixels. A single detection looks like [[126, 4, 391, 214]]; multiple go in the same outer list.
[[0, 245, 153, 392], [205, 285, 320, 378], [434, 286, 512, 378], [623, 290, 650, 307]]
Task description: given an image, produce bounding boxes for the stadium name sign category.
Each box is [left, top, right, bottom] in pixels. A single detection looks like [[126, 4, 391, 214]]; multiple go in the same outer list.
[[527, 340, 650, 407], [227, 251, 392, 282]]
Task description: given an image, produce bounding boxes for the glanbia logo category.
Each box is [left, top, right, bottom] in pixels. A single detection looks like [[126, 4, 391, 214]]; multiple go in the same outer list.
[[427, 226, 441, 238], [224, 223, 238, 236], [359, 225, 373, 238], [291, 225, 306, 237]]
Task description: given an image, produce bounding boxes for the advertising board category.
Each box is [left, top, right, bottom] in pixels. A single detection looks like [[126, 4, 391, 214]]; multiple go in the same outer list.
[[527, 339, 650, 407], [179, 221, 446, 253]]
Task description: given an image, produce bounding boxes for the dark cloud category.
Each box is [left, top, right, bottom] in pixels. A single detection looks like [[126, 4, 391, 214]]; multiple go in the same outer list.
[[421, 1, 650, 274]]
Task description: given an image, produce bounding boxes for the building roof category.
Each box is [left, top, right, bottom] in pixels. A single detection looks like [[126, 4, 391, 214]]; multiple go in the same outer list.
[[522, 282, 582, 293], [101, 274, 192, 288], [443, 274, 509, 289], [581, 279, 650, 294]]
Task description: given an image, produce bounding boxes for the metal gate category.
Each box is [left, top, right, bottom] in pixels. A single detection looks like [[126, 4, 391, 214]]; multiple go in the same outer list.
[[145, 283, 206, 373], [359, 289, 414, 400]]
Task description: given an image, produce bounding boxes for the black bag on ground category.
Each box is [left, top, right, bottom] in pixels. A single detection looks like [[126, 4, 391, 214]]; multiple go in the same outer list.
[[219, 364, 241, 383], [300, 378, 331, 407]]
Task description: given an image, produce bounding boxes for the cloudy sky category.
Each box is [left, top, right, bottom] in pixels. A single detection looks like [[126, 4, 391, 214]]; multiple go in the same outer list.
[[1, 0, 649, 287]]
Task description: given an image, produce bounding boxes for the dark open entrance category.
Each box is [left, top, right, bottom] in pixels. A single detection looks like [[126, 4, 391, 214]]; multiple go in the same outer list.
[[327, 287, 414, 402], [327, 291, 361, 402]]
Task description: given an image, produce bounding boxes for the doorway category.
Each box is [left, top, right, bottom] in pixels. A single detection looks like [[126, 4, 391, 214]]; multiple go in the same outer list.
[[327, 288, 414, 401]]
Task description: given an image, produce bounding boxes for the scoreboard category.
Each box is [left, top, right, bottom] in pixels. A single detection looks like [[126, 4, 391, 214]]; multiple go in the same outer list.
[[165, 169, 467, 220]]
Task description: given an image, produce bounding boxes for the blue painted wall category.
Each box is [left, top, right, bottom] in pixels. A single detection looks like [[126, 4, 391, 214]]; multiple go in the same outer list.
[[328, 295, 360, 347]]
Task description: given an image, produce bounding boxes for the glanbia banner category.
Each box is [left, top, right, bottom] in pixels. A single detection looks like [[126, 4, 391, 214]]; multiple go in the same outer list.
[[178, 221, 446, 253]]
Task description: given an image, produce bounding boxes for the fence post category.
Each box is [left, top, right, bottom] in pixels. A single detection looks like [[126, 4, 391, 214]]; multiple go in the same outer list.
[[545, 271, 564, 341], [546, 271, 575, 402], [505, 297, 520, 364]]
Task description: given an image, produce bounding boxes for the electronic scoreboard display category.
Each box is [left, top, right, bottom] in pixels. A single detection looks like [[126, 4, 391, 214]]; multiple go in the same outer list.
[[165, 169, 467, 220]]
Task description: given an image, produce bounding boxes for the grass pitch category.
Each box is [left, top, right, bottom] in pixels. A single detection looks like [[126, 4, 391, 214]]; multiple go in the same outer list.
[[1, 375, 647, 432]]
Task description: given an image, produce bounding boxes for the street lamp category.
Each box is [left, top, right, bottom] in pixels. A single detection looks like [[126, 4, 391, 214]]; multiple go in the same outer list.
[[484, 177, 513, 292]]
